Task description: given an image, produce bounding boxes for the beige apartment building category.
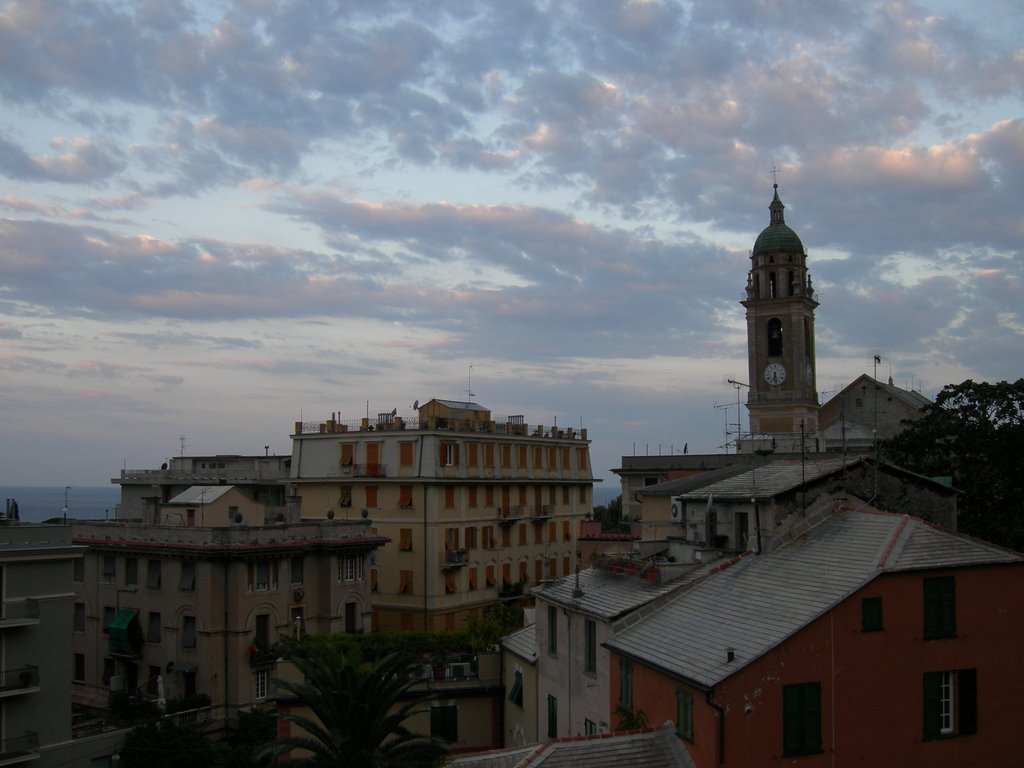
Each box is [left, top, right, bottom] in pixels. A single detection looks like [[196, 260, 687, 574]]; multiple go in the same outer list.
[[71, 519, 385, 723], [290, 398, 595, 631]]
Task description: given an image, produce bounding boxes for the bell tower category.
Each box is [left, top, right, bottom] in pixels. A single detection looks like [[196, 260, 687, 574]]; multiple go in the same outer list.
[[741, 185, 819, 447]]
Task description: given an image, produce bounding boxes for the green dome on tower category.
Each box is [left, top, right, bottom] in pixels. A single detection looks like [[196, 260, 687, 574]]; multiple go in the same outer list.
[[752, 184, 804, 256]]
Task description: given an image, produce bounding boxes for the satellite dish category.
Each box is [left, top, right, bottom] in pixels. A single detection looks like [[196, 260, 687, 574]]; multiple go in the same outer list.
[[412, 400, 419, 410], [391, 408, 397, 417]]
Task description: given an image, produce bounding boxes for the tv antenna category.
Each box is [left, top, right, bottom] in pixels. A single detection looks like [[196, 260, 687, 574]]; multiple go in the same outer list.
[[466, 364, 475, 402], [178, 435, 188, 457]]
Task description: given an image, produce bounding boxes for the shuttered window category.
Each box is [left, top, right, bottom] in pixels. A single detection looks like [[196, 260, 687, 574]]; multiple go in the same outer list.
[[782, 682, 822, 756], [924, 576, 956, 638]]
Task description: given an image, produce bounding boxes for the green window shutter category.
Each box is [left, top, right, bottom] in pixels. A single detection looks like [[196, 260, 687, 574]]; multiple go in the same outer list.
[[509, 670, 524, 707], [959, 669, 977, 735], [804, 683, 821, 753], [547, 694, 557, 739], [676, 689, 694, 741], [923, 671, 942, 739], [619, 658, 633, 711], [940, 579, 956, 636], [861, 596, 883, 631], [924, 577, 956, 638], [782, 685, 802, 755]]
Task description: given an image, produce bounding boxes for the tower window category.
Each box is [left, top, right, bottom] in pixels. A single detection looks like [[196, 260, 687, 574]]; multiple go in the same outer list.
[[767, 319, 783, 357], [769, 272, 777, 298]]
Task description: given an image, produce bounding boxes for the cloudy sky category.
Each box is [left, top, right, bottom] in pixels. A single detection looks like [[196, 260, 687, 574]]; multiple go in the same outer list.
[[1, 0, 1021, 490]]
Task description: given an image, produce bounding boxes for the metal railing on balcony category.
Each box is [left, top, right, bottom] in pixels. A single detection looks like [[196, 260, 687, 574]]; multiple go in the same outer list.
[[0, 665, 38, 695], [440, 550, 469, 569], [0, 731, 38, 762], [0, 599, 39, 626]]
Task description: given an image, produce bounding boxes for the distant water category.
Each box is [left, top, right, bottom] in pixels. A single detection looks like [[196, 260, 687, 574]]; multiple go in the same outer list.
[[0, 486, 120, 523]]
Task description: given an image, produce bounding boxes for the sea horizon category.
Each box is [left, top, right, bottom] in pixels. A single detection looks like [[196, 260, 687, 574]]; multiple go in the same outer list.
[[0, 485, 120, 523]]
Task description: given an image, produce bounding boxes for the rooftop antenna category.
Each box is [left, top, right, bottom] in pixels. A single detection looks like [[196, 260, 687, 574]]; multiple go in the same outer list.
[[179, 435, 187, 457], [466, 364, 475, 403]]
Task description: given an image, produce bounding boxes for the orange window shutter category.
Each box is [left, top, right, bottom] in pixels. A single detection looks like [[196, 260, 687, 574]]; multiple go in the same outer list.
[[400, 613, 413, 631], [502, 527, 511, 547], [534, 446, 542, 467], [502, 445, 511, 467], [400, 528, 412, 551], [548, 521, 556, 541], [502, 487, 511, 510], [486, 564, 496, 586], [548, 559, 556, 579], [468, 568, 478, 590], [439, 443, 446, 465], [454, 444, 460, 465], [519, 561, 528, 582], [502, 563, 511, 585], [446, 574, 457, 594], [400, 442, 414, 466], [518, 524, 526, 545], [518, 445, 527, 466], [485, 487, 494, 506], [535, 560, 543, 583], [399, 486, 413, 507], [371, 569, 378, 592], [366, 486, 378, 507], [340, 444, 354, 466], [562, 447, 570, 467], [563, 521, 571, 541], [445, 487, 455, 508], [468, 487, 477, 507], [563, 556, 570, 576], [468, 443, 478, 467], [534, 526, 542, 545], [518, 486, 527, 505]]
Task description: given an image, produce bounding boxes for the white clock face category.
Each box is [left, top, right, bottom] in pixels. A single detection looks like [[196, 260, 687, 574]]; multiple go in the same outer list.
[[764, 363, 787, 385]]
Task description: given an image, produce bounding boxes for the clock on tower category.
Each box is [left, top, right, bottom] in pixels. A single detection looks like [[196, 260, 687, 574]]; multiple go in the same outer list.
[[740, 184, 820, 445]]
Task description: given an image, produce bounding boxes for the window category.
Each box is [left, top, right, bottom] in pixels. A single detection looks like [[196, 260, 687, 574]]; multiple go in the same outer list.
[[518, 523, 526, 545], [485, 565, 497, 588], [861, 596, 883, 632], [101, 556, 116, 583], [73, 653, 86, 682], [465, 527, 477, 549], [509, 669, 524, 707], [767, 318, 783, 356], [485, 487, 494, 507], [484, 444, 495, 468], [534, 524, 543, 545], [518, 445, 527, 467], [341, 555, 365, 582], [563, 520, 571, 542], [501, 527, 511, 547], [399, 442, 414, 467], [255, 613, 269, 650], [253, 561, 271, 591], [73, 557, 85, 582], [182, 615, 197, 649], [467, 443, 479, 468], [255, 670, 268, 700], [924, 576, 956, 639], [468, 487, 478, 508], [782, 682, 822, 757], [179, 561, 195, 592], [619, 658, 633, 711], [468, 568, 478, 590], [501, 445, 511, 468], [125, 558, 138, 586], [924, 669, 976, 739], [676, 689, 694, 741], [547, 694, 558, 738], [146, 559, 161, 589], [483, 525, 495, 548], [74, 602, 86, 632], [440, 442, 459, 467], [548, 606, 558, 655], [584, 719, 597, 736], [399, 528, 413, 551], [399, 485, 413, 508], [102, 606, 115, 634], [399, 570, 414, 593], [102, 658, 114, 687], [147, 612, 161, 643], [365, 485, 378, 508], [584, 619, 597, 674], [290, 556, 304, 586], [444, 487, 455, 508], [431, 705, 458, 743]]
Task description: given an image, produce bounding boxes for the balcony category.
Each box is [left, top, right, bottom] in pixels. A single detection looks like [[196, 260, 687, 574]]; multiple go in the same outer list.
[[440, 550, 469, 570], [0, 600, 39, 629], [349, 463, 387, 478], [0, 666, 38, 699], [496, 508, 521, 527], [0, 731, 38, 766], [530, 505, 553, 523]]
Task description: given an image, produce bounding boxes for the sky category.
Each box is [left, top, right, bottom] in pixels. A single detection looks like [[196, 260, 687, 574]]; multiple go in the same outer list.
[[1, 0, 1022, 490]]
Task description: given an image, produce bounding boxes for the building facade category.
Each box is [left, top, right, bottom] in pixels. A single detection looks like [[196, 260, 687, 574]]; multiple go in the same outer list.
[[606, 507, 1024, 768], [71, 519, 384, 722], [289, 398, 594, 631], [0, 523, 97, 767]]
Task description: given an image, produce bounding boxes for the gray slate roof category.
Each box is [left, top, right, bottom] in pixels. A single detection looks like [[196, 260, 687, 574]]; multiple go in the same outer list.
[[531, 565, 700, 621], [447, 721, 694, 768], [606, 509, 1022, 689], [501, 623, 536, 663], [675, 456, 855, 500], [166, 485, 236, 505]]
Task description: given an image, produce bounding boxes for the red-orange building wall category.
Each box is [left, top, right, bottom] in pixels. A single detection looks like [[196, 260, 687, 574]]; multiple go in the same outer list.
[[611, 563, 1024, 767]]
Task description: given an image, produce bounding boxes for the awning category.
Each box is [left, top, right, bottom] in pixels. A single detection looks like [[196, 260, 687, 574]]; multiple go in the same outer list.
[[108, 608, 141, 656]]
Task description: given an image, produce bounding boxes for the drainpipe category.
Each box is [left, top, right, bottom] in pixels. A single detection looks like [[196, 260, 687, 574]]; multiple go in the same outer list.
[[223, 555, 230, 719], [706, 689, 725, 767], [419, 433, 428, 631]]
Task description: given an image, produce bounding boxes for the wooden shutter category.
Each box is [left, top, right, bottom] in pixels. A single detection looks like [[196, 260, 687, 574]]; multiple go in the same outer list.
[[959, 669, 977, 735]]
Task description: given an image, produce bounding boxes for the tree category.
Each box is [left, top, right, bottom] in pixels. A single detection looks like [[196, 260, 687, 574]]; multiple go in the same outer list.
[[883, 379, 1024, 551], [266, 644, 447, 767], [120, 720, 225, 768], [593, 495, 623, 529]]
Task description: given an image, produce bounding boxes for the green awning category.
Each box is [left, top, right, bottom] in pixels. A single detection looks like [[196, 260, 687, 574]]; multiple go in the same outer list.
[[108, 608, 141, 655]]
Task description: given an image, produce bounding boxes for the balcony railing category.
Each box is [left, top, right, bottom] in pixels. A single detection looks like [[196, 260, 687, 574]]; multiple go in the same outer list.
[[296, 416, 588, 440], [0, 731, 38, 764], [0, 600, 39, 627], [0, 666, 38, 697], [440, 550, 469, 569]]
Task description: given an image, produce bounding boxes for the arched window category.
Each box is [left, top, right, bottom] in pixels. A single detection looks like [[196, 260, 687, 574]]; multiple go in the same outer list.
[[767, 319, 783, 357], [769, 272, 777, 298]]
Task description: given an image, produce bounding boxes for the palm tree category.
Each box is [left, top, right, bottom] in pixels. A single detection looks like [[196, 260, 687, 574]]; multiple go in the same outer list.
[[266, 643, 447, 767]]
